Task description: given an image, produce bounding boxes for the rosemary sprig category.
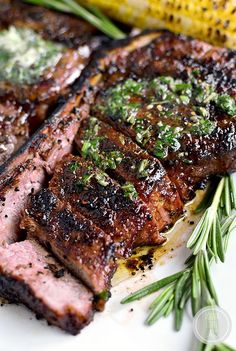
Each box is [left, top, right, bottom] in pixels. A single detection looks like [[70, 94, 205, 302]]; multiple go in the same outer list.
[[23, 0, 126, 39], [121, 174, 236, 348], [187, 177, 225, 256], [199, 343, 236, 351], [194, 181, 218, 214]]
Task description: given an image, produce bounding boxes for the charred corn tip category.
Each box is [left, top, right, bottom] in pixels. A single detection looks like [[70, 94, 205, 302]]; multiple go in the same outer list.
[[79, 0, 236, 49]]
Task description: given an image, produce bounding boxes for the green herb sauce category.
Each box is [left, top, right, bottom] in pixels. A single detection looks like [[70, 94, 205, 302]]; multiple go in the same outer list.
[[216, 94, 236, 116], [81, 117, 124, 170], [138, 159, 150, 178], [96, 74, 235, 159], [96, 290, 110, 301], [76, 172, 94, 191], [80, 116, 144, 199], [121, 182, 138, 201], [75, 168, 109, 191], [95, 171, 109, 186], [69, 161, 80, 172], [189, 117, 216, 136], [0, 26, 63, 84], [99, 79, 142, 124], [154, 123, 183, 159]]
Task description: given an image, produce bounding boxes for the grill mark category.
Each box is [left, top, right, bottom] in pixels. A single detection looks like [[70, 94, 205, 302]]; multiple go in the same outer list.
[[76, 117, 183, 236], [21, 189, 116, 297], [49, 155, 165, 257]]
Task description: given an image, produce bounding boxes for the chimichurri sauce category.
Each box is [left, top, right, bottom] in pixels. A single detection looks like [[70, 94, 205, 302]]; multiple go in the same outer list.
[[94, 75, 236, 160]]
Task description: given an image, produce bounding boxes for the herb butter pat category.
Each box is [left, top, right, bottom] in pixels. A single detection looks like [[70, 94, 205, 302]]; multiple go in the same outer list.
[[0, 26, 63, 84]]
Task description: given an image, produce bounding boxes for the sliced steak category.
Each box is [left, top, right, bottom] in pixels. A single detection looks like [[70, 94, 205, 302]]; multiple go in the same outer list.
[[76, 30, 236, 201], [0, 159, 45, 246], [21, 189, 116, 297], [0, 97, 29, 165], [0, 240, 94, 335], [49, 155, 165, 256], [76, 117, 183, 234], [0, 93, 83, 246]]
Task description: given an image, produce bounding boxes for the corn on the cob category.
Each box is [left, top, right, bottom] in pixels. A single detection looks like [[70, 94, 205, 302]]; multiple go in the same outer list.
[[79, 0, 236, 49]]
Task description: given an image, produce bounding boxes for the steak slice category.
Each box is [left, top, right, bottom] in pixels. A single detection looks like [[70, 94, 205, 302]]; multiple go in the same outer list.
[[76, 117, 183, 234], [76, 30, 236, 201], [49, 155, 165, 256], [0, 93, 83, 246], [0, 159, 45, 246], [0, 240, 94, 335], [21, 189, 117, 297], [0, 97, 29, 165]]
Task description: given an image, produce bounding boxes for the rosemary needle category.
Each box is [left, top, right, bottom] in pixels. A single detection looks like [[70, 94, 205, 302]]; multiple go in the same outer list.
[[187, 178, 225, 255], [121, 270, 183, 304], [194, 180, 218, 214]]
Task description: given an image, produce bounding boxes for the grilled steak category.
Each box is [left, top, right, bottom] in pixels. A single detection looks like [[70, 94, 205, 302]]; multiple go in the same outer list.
[[21, 155, 165, 309], [21, 189, 117, 297], [77, 30, 236, 201], [76, 117, 183, 234], [49, 155, 165, 255], [0, 29, 236, 335], [0, 93, 83, 246], [0, 159, 45, 246], [0, 240, 94, 335], [0, 0, 100, 164], [0, 97, 29, 165]]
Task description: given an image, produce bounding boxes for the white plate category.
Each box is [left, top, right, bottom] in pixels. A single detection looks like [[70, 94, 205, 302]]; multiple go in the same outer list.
[[0, 191, 236, 351]]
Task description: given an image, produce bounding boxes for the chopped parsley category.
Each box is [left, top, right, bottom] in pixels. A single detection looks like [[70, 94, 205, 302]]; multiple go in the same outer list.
[[194, 106, 208, 117], [83, 140, 123, 170], [81, 137, 101, 160], [216, 94, 236, 116], [137, 159, 150, 178], [190, 117, 216, 136], [95, 171, 109, 187], [150, 76, 192, 104], [103, 151, 123, 169], [96, 290, 110, 300], [154, 123, 182, 159], [69, 161, 80, 172], [121, 182, 138, 201], [193, 83, 217, 104], [76, 173, 94, 191], [102, 78, 144, 122], [0, 26, 63, 84], [81, 118, 124, 171], [117, 78, 145, 95], [135, 119, 152, 144], [75, 170, 109, 191], [83, 117, 100, 139]]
